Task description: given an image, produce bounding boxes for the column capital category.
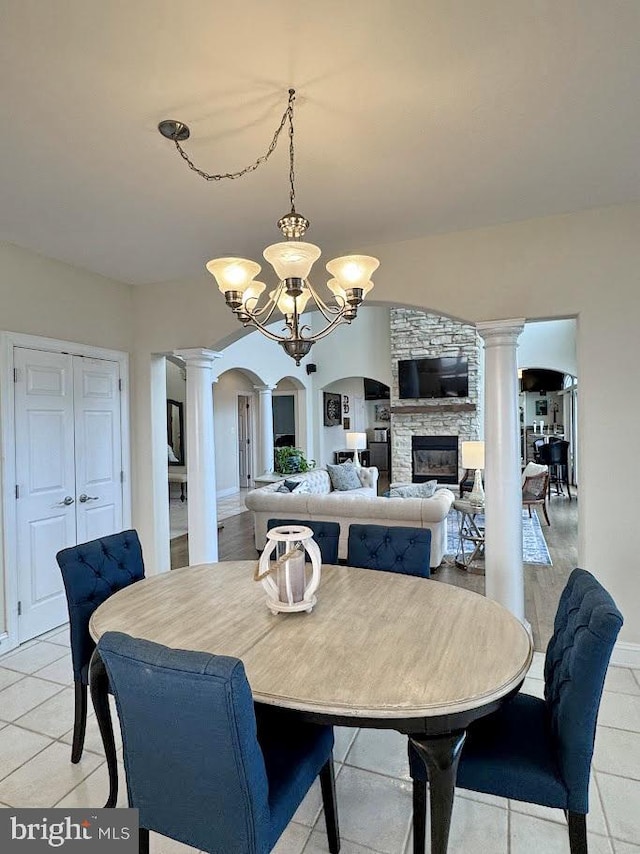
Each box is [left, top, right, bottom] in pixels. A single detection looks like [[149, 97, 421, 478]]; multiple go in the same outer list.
[[174, 348, 223, 369], [254, 384, 277, 394], [477, 319, 525, 347]]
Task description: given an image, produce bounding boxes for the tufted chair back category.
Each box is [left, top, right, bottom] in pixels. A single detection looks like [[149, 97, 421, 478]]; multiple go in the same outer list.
[[57, 530, 145, 682], [267, 519, 340, 565], [543, 568, 623, 812], [97, 631, 271, 853], [346, 524, 431, 577]]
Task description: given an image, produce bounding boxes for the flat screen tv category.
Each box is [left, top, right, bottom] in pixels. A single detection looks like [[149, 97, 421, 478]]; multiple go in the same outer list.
[[398, 356, 469, 399]]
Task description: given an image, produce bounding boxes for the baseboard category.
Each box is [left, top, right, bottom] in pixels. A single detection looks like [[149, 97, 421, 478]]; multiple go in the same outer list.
[[610, 641, 640, 669]]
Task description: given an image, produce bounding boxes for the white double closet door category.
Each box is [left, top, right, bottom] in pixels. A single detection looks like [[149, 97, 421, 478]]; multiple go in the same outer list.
[[14, 347, 124, 642]]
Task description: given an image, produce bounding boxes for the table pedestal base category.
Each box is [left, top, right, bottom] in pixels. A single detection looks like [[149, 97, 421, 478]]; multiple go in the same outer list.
[[409, 731, 467, 854]]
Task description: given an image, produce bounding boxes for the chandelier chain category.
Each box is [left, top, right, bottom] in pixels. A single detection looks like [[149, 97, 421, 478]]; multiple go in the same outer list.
[[288, 95, 296, 212], [171, 90, 296, 183]]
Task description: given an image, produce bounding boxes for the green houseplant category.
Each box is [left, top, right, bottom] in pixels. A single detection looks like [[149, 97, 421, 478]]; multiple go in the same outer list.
[[274, 446, 314, 475]]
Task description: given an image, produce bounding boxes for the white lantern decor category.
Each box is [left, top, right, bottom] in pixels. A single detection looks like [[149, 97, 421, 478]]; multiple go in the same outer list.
[[254, 525, 322, 614]]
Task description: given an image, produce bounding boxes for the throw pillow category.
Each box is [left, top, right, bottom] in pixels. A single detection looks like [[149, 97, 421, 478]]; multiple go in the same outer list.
[[388, 480, 438, 499], [326, 461, 362, 491], [276, 479, 311, 494]]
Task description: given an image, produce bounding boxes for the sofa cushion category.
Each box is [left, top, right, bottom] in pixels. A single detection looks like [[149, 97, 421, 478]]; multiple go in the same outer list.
[[388, 480, 438, 499], [326, 461, 362, 491]]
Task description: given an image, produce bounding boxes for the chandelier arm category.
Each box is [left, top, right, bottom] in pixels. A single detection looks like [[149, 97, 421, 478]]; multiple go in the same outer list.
[[239, 317, 293, 343], [306, 283, 346, 320], [169, 90, 296, 183], [298, 313, 354, 344], [241, 296, 280, 323]]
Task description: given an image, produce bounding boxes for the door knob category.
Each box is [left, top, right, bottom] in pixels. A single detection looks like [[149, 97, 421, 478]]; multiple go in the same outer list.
[[56, 496, 75, 506], [78, 494, 99, 503]]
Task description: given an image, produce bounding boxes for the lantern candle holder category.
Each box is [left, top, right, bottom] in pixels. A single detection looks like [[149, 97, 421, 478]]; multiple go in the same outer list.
[[254, 525, 322, 614]]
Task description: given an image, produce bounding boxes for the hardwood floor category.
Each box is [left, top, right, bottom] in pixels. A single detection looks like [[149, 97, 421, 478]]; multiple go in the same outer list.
[[170, 485, 577, 652]]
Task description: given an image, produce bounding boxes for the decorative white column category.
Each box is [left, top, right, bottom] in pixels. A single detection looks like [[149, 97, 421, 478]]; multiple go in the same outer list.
[[477, 320, 526, 623], [175, 348, 222, 565], [255, 385, 276, 475]]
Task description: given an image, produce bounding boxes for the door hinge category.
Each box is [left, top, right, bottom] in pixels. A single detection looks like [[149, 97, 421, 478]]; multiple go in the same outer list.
[[17, 601, 22, 616], [15, 484, 19, 499], [13, 367, 19, 383], [118, 378, 123, 392], [120, 471, 124, 483]]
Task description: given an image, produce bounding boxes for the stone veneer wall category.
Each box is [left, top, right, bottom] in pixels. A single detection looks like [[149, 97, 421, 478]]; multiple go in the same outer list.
[[390, 308, 482, 484]]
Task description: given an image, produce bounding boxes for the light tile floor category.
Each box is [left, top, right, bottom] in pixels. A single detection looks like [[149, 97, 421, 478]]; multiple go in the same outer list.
[[1, 632, 639, 853]]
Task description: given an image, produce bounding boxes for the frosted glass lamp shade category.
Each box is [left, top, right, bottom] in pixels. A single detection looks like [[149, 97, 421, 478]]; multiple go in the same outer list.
[[327, 278, 374, 302], [241, 281, 266, 308], [325, 255, 379, 289], [269, 287, 312, 316], [346, 432, 367, 450], [461, 441, 485, 470], [263, 241, 321, 281], [206, 257, 262, 295]]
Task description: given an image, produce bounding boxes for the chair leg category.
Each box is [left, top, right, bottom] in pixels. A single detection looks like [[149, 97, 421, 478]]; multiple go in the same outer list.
[[319, 756, 340, 854], [542, 502, 551, 526], [567, 811, 587, 854], [412, 779, 427, 854], [71, 681, 88, 764], [138, 828, 150, 854]]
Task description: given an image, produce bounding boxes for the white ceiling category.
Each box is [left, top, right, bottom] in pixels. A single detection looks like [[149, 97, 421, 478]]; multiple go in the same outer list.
[[1, 0, 639, 285]]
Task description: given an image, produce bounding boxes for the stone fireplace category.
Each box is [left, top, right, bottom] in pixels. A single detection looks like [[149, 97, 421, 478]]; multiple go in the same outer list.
[[390, 309, 482, 484], [412, 436, 458, 484]]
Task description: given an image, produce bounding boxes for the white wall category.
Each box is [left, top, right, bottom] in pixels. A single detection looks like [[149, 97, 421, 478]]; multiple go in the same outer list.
[[213, 369, 256, 496], [519, 319, 577, 375], [319, 377, 367, 468], [131, 203, 640, 653], [0, 241, 133, 637]]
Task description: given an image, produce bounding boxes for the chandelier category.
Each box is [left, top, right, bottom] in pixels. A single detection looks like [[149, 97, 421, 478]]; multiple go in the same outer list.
[[158, 90, 379, 365]]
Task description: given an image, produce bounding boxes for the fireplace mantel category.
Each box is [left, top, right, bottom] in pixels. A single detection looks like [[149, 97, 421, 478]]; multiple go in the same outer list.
[[391, 403, 476, 415]]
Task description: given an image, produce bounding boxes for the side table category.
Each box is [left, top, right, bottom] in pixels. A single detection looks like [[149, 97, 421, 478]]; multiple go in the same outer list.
[[453, 498, 485, 573]]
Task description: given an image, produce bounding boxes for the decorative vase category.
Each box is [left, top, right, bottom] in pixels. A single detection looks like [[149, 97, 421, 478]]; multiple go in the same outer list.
[[255, 525, 322, 614]]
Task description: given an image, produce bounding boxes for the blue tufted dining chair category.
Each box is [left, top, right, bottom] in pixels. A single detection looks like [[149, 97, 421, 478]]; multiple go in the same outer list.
[[408, 568, 623, 854], [267, 519, 340, 565], [56, 530, 145, 763], [346, 524, 431, 577], [95, 631, 340, 854]]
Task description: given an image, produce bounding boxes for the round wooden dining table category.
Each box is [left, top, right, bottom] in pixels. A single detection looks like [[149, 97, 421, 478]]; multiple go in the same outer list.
[[89, 560, 532, 854]]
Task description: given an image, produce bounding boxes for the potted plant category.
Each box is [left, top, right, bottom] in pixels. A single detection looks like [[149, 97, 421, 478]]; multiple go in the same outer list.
[[274, 446, 314, 475]]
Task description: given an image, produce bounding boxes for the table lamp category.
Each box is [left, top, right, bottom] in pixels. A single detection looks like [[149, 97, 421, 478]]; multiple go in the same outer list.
[[346, 432, 367, 468], [461, 440, 485, 507]]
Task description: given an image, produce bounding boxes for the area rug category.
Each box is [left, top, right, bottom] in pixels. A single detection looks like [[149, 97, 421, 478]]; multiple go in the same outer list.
[[446, 508, 552, 566]]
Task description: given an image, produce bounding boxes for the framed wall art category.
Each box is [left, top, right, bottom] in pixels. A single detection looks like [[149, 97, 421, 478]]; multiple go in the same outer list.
[[323, 392, 342, 426], [374, 403, 390, 422], [343, 417, 351, 431]]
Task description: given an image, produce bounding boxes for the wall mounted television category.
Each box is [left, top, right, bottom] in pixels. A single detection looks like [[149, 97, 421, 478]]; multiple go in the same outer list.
[[398, 356, 469, 399]]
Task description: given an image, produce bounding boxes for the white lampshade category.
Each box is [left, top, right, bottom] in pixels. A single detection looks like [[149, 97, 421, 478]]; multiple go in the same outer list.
[[327, 278, 374, 302], [268, 287, 311, 316], [461, 440, 485, 470], [263, 241, 321, 281], [205, 257, 261, 294], [241, 281, 266, 308], [346, 432, 367, 451], [325, 255, 379, 289]]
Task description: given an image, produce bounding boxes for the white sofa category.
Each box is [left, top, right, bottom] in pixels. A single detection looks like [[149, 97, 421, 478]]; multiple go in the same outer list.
[[245, 468, 455, 568]]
